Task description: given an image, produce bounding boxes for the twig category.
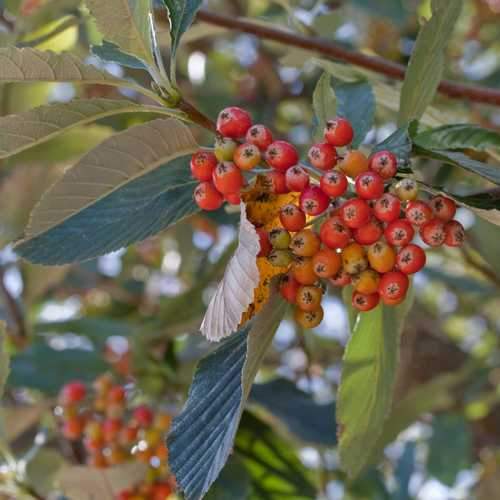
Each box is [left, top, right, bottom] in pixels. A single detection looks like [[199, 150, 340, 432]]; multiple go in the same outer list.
[[0, 266, 27, 345], [196, 9, 500, 107], [461, 245, 500, 289]]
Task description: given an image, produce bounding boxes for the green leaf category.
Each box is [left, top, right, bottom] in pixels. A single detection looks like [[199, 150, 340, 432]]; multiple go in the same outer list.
[[162, 0, 203, 59], [398, 0, 464, 125], [337, 296, 413, 478], [372, 127, 412, 163], [205, 458, 251, 500], [85, 0, 155, 67], [250, 378, 336, 446], [15, 120, 199, 264], [427, 414, 472, 486], [0, 322, 9, 401], [416, 148, 500, 186], [167, 293, 287, 500], [26, 449, 65, 496], [333, 78, 375, 148], [8, 341, 107, 394], [91, 41, 148, 70], [236, 412, 317, 500], [0, 98, 181, 159], [414, 124, 500, 151], [312, 72, 336, 141]]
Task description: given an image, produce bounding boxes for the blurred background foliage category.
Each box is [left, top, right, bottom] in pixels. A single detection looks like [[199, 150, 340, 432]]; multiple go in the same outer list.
[[0, 0, 499, 498]]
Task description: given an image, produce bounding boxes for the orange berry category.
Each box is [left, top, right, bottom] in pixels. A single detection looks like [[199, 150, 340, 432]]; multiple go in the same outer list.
[[339, 150, 369, 178], [292, 257, 317, 285], [341, 243, 368, 275], [352, 291, 380, 312], [352, 269, 381, 295], [290, 229, 321, 257], [296, 285, 323, 312], [154, 413, 173, 432], [294, 306, 324, 329], [87, 450, 107, 468], [62, 416, 85, 441], [280, 273, 301, 303], [367, 241, 396, 273], [312, 248, 341, 278]]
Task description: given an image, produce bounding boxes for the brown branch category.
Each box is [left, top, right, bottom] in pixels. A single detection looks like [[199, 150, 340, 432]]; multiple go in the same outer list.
[[0, 266, 28, 346], [196, 9, 500, 107]]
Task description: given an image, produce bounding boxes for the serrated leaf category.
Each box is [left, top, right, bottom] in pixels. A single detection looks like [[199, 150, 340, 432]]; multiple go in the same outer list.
[[250, 378, 336, 446], [312, 72, 336, 141], [0, 98, 181, 159], [91, 41, 148, 70], [85, 0, 154, 66], [200, 204, 260, 342], [333, 78, 375, 147], [337, 296, 413, 479], [0, 322, 9, 401], [57, 462, 148, 500], [398, 0, 464, 125], [205, 458, 251, 500], [416, 148, 500, 186], [15, 119, 199, 264], [427, 414, 471, 486], [8, 341, 107, 394], [414, 124, 500, 151], [162, 0, 203, 59], [236, 412, 317, 500], [168, 293, 287, 500], [372, 127, 412, 162]]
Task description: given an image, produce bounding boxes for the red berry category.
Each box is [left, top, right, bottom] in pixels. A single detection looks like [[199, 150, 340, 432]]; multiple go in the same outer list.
[[324, 117, 354, 147], [256, 228, 272, 257], [194, 182, 224, 211], [133, 405, 154, 428], [382, 295, 405, 306], [62, 417, 84, 440], [397, 244, 426, 274], [420, 219, 446, 247], [320, 170, 348, 198], [320, 216, 352, 249], [102, 418, 123, 443], [152, 483, 173, 500], [353, 219, 383, 245], [444, 220, 465, 247], [405, 201, 433, 227], [212, 162, 245, 195], [190, 151, 217, 181], [355, 171, 385, 200], [378, 271, 409, 301], [373, 193, 401, 223], [369, 150, 398, 179], [224, 192, 241, 205], [216, 106, 252, 138], [280, 273, 301, 303], [265, 141, 299, 172], [60, 381, 86, 405], [384, 219, 415, 247], [108, 385, 125, 404], [308, 142, 337, 170], [429, 196, 456, 222], [280, 204, 306, 232], [340, 199, 371, 229], [233, 143, 261, 170], [352, 291, 380, 312], [329, 267, 351, 287], [300, 186, 330, 216], [246, 124, 273, 150], [286, 165, 310, 192], [264, 171, 288, 194]]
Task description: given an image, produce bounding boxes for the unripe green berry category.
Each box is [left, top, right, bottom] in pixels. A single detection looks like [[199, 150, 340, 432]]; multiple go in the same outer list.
[[268, 249, 293, 267], [214, 136, 238, 161], [269, 228, 291, 250]]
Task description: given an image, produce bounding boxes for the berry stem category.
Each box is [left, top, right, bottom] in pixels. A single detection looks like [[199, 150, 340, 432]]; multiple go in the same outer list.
[[177, 98, 216, 133]]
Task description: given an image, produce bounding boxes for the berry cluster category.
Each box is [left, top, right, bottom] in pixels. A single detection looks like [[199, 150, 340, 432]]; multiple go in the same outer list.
[[56, 376, 174, 500], [191, 107, 466, 328]]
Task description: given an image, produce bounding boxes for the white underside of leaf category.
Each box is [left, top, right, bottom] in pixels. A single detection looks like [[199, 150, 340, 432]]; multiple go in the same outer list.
[[201, 203, 260, 342], [20, 118, 197, 241], [0, 98, 181, 159]]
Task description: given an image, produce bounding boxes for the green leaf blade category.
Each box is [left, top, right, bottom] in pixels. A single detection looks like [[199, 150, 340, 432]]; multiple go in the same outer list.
[[398, 0, 464, 125], [312, 72, 336, 141], [337, 297, 413, 478], [168, 294, 286, 500]]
